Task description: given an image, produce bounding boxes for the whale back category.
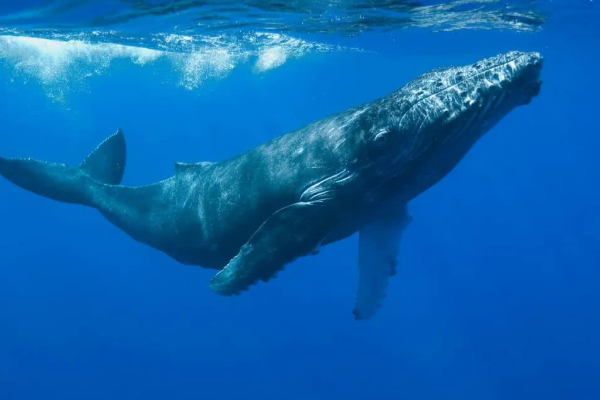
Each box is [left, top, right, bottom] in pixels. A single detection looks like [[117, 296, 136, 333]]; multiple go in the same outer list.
[[175, 161, 214, 174]]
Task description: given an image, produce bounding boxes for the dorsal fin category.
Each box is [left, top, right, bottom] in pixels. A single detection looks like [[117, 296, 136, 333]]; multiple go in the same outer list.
[[79, 129, 126, 185], [174, 161, 213, 174]]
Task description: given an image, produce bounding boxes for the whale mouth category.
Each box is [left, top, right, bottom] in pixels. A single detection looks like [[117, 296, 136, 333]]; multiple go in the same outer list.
[[513, 52, 543, 104]]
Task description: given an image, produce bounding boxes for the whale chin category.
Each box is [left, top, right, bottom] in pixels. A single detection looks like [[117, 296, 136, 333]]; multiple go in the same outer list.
[[514, 53, 543, 105], [519, 80, 542, 105]]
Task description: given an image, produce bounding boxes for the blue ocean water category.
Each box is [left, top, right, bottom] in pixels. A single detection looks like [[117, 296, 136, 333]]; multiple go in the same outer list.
[[0, 1, 599, 399]]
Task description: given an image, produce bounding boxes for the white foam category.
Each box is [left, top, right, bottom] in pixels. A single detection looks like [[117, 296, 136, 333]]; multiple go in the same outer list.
[[253, 33, 332, 72], [255, 46, 289, 72], [173, 47, 243, 90], [0, 32, 339, 101], [0, 35, 163, 101]]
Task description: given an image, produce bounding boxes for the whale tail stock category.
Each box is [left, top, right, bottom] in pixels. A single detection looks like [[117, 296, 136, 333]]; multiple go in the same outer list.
[[0, 130, 126, 207]]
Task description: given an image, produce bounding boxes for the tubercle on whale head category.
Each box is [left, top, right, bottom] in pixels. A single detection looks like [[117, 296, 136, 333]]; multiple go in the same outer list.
[[421, 51, 541, 129], [344, 51, 543, 175], [372, 51, 544, 155]]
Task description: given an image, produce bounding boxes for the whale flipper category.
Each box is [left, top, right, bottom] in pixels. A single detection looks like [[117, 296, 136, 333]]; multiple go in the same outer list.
[[0, 130, 126, 206], [353, 205, 411, 320], [210, 202, 336, 295]]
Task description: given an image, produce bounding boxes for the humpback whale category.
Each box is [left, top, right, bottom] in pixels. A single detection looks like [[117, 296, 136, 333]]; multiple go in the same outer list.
[[0, 51, 543, 319]]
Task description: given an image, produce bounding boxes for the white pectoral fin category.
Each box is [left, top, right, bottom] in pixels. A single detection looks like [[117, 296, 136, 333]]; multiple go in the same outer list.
[[353, 205, 411, 320], [210, 201, 336, 296]]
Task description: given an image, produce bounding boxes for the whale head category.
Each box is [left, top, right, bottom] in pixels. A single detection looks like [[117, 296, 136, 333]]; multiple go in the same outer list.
[[357, 51, 542, 201], [392, 51, 543, 154]]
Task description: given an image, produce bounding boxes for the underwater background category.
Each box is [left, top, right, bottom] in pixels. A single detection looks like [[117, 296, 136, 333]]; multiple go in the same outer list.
[[0, 1, 599, 399]]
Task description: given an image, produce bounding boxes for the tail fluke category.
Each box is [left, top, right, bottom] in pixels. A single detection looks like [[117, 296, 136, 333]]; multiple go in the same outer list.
[[80, 129, 126, 185], [0, 130, 126, 207]]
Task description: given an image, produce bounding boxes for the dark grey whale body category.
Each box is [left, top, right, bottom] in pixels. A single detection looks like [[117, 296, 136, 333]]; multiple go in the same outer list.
[[0, 51, 543, 319]]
